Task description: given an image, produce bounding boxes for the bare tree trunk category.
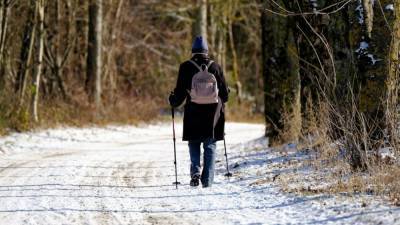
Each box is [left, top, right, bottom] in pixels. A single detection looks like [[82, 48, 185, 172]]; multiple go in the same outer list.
[[357, 0, 399, 140], [0, 2, 5, 89], [384, 1, 400, 150], [194, 0, 207, 39], [208, 2, 216, 55], [32, 0, 45, 122], [261, 0, 301, 145], [54, 0, 64, 98], [362, 0, 374, 39], [74, 0, 88, 82], [227, 13, 242, 102], [104, 0, 124, 99], [216, 27, 226, 73], [216, 4, 227, 73], [0, 0, 9, 59], [44, 0, 70, 100], [86, 0, 102, 109], [16, 1, 37, 106], [0, 0, 10, 88]]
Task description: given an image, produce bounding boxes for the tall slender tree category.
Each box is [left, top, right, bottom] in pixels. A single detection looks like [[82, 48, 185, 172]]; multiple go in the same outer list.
[[31, 0, 45, 122], [103, 0, 124, 99], [15, 1, 37, 106], [0, 0, 15, 89], [86, 0, 103, 109], [194, 0, 207, 39], [227, 1, 242, 102]]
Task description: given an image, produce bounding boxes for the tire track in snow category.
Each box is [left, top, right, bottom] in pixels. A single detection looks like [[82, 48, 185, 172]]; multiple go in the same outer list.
[[0, 151, 79, 223]]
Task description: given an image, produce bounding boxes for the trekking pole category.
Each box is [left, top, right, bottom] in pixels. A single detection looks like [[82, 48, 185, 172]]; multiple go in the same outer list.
[[223, 134, 233, 177], [171, 107, 180, 189]]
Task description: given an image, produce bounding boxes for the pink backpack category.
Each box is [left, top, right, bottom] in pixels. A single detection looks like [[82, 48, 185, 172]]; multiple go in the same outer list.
[[188, 60, 219, 104]]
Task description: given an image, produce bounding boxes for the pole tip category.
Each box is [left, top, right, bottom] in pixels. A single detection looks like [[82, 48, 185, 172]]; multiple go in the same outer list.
[[224, 172, 233, 177]]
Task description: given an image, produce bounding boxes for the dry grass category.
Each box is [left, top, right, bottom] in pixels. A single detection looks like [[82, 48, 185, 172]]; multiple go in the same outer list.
[[270, 98, 400, 206], [0, 91, 161, 135], [0, 94, 31, 133], [276, 128, 400, 206], [225, 99, 264, 123], [1, 90, 262, 136], [40, 96, 161, 128]]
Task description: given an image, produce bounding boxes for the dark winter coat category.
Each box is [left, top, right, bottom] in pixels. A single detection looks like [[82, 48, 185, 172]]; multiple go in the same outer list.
[[169, 54, 229, 141]]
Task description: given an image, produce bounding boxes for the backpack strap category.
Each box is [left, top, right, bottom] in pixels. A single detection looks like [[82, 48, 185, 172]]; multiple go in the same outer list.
[[207, 60, 214, 68], [206, 60, 214, 72], [189, 60, 202, 72], [189, 60, 214, 72]]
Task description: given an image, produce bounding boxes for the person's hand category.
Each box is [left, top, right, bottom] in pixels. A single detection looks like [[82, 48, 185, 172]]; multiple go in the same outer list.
[[169, 92, 176, 107]]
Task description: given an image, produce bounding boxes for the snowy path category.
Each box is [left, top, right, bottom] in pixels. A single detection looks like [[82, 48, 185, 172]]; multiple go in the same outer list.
[[0, 122, 399, 225]]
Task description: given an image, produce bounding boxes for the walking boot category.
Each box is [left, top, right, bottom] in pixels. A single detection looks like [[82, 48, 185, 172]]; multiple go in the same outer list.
[[190, 175, 200, 187]]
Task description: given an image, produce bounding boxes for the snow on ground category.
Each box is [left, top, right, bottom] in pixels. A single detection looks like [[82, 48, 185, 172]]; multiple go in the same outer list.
[[0, 122, 399, 224]]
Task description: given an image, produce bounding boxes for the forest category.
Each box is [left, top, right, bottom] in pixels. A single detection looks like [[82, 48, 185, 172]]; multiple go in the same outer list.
[[0, 0, 399, 205], [0, 0, 263, 132]]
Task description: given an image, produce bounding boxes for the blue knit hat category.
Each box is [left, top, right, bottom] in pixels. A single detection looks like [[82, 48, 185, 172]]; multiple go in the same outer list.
[[192, 36, 208, 54]]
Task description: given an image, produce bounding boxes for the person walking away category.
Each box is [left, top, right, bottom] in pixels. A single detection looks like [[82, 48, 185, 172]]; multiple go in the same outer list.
[[169, 36, 229, 188]]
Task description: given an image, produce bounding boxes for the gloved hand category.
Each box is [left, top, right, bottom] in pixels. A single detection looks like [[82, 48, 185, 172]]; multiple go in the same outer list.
[[169, 92, 176, 107]]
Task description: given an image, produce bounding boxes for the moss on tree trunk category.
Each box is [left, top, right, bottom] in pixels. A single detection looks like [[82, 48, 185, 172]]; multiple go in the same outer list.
[[357, 0, 399, 136]]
